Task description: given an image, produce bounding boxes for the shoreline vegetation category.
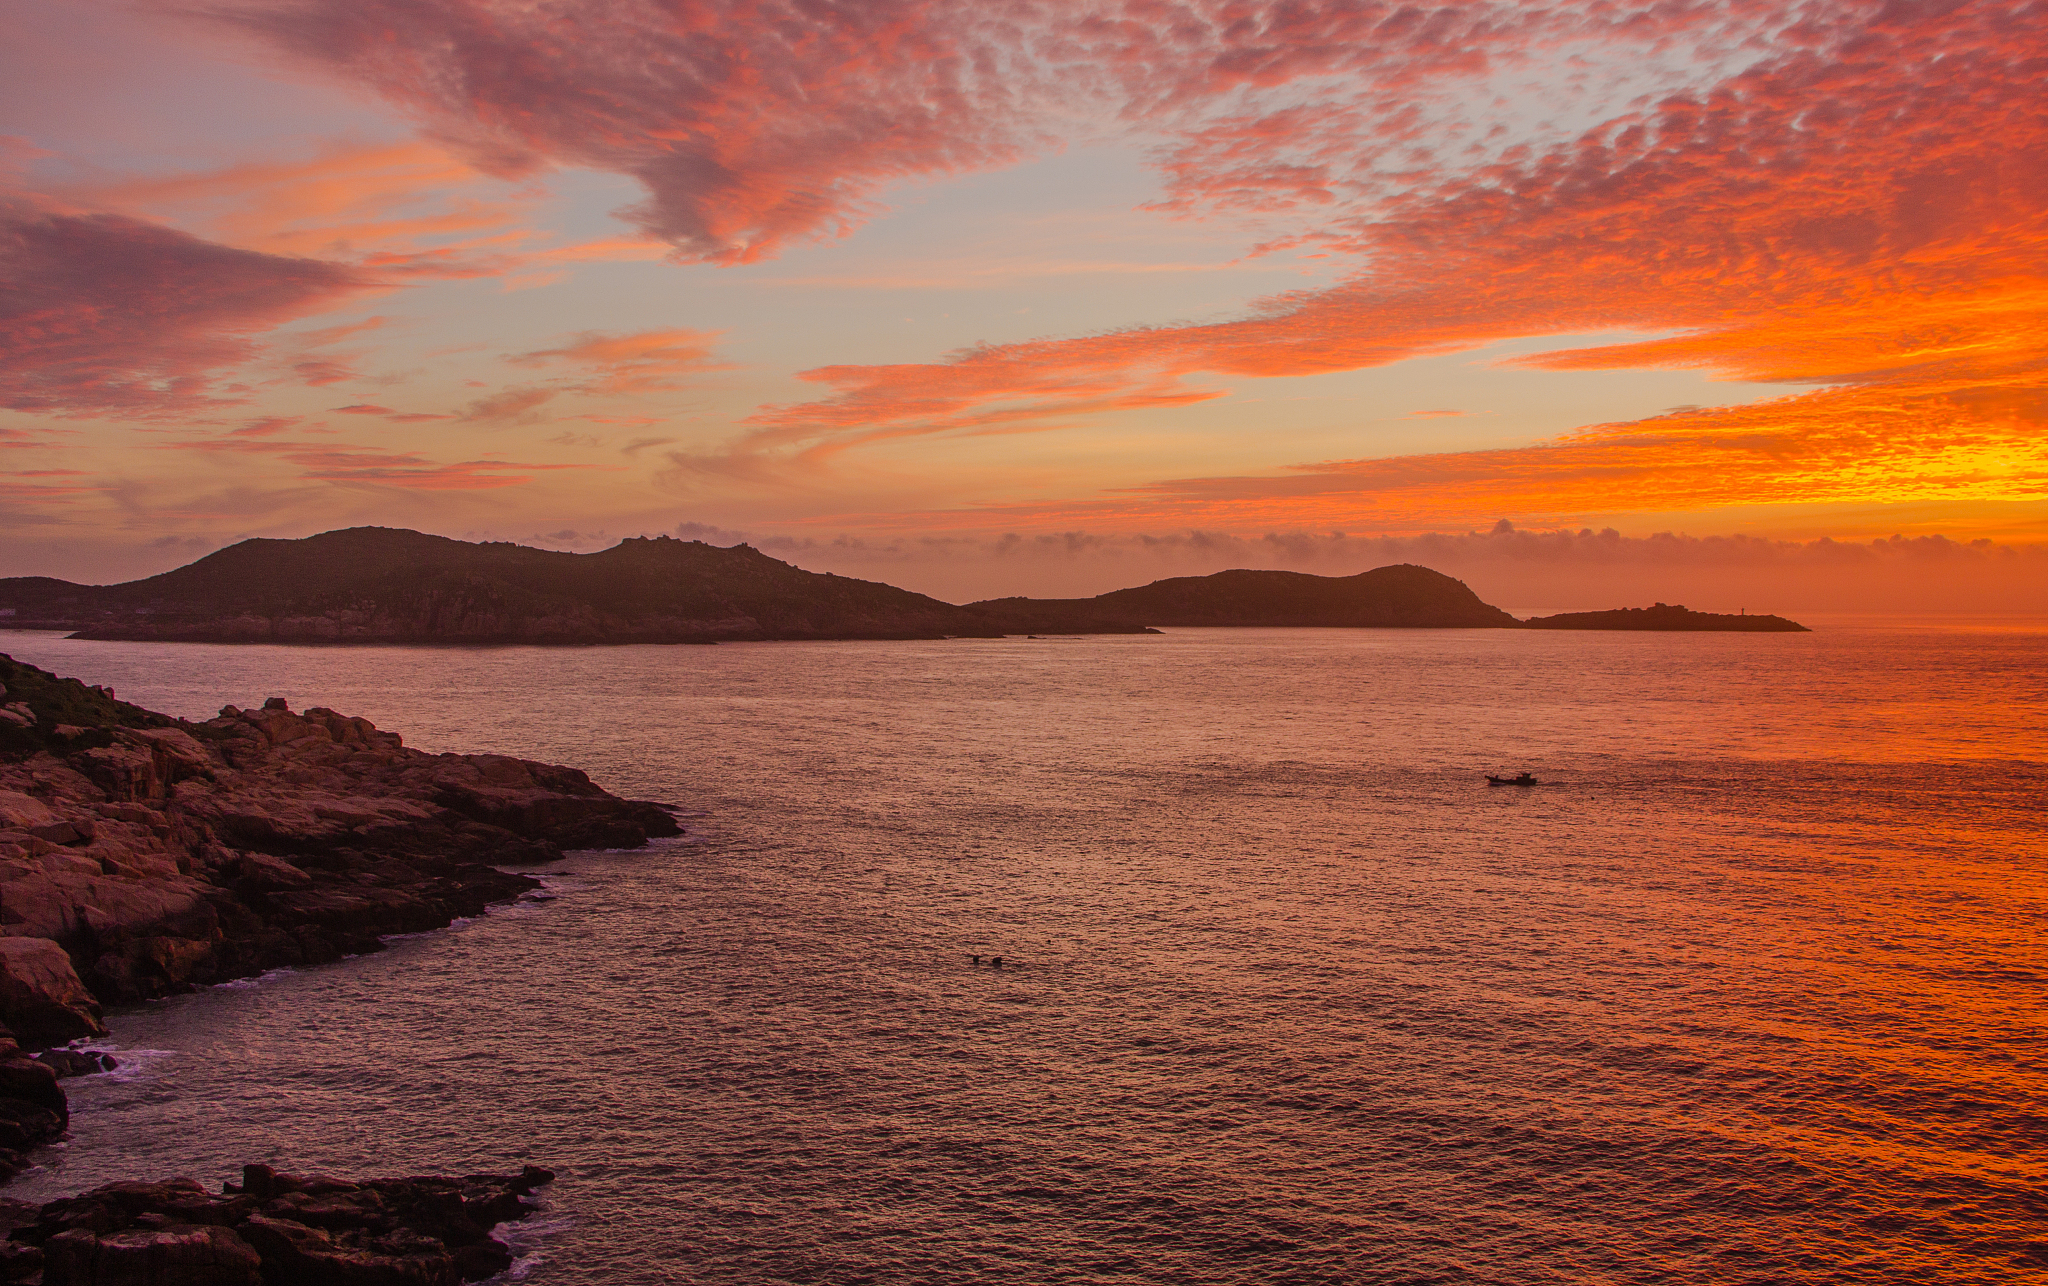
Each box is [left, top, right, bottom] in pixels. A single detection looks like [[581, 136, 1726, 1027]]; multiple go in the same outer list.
[[0, 653, 678, 1282], [0, 528, 1808, 643]]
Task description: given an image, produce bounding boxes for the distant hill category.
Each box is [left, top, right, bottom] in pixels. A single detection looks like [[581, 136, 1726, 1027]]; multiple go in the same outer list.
[[0, 531, 1813, 642], [1521, 603, 1810, 632], [0, 528, 1020, 644], [967, 565, 1521, 631]]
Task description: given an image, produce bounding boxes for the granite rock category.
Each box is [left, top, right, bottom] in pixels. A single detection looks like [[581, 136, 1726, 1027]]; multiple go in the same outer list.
[[6, 1166, 550, 1285], [0, 653, 681, 1031]]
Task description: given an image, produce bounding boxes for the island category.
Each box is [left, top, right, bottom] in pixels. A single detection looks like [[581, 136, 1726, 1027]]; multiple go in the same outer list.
[[1520, 603, 1810, 632], [0, 527, 1027, 644], [0, 528, 1810, 640], [970, 564, 1520, 631]]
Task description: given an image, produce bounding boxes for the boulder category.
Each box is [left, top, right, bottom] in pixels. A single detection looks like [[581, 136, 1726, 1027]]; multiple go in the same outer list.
[[12, 1167, 551, 1285], [0, 1034, 67, 1180], [233, 853, 311, 891], [0, 1240, 40, 1283], [0, 937, 104, 1045], [237, 1215, 455, 1286], [35, 1049, 117, 1078], [0, 1053, 66, 1120], [42, 1223, 262, 1286], [0, 796, 55, 833]]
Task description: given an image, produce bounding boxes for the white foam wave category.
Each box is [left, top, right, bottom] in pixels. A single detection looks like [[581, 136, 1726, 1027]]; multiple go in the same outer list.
[[71, 1043, 177, 1084], [210, 967, 297, 991], [486, 1211, 576, 1282], [381, 916, 476, 944]]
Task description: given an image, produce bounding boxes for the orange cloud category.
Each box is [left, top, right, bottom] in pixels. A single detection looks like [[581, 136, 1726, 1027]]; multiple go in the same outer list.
[[460, 387, 557, 423], [34, 0, 2036, 535], [75, 140, 678, 292], [710, 0, 2048, 525], [509, 328, 730, 394], [733, 348, 1222, 473], [223, 1, 1805, 264], [80, 142, 529, 273], [165, 434, 589, 490], [226, 1, 1037, 263]]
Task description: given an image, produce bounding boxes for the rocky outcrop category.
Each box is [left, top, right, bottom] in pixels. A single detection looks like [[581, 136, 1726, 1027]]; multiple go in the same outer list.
[[0, 1033, 65, 1185], [0, 944, 100, 1048], [0, 1163, 553, 1284], [0, 654, 679, 1060]]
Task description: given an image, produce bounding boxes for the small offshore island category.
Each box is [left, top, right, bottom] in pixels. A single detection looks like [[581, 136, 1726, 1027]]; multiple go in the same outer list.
[[1523, 603, 1809, 632], [0, 653, 679, 1283], [0, 527, 1810, 641]]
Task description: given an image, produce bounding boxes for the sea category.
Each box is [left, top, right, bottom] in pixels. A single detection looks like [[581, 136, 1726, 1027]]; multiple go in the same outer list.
[[0, 626, 2041, 1285]]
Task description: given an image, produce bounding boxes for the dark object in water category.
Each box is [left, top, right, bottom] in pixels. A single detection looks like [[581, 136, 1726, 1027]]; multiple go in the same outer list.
[[33, 1049, 117, 1078], [991, 957, 1003, 968], [1486, 773, 1537, 786]]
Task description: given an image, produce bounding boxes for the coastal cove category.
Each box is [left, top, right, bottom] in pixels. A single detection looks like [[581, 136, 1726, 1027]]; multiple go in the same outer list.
[[0, 627, 2042, 1284]]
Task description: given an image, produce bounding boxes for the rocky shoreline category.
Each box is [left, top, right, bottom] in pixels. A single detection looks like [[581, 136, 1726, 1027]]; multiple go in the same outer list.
[[0, 1163, 555, 1283], [0, 651, 677, 1279]]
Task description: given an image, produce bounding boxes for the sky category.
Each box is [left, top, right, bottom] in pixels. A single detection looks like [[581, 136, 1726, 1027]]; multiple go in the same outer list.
[[3, 0, 2046, 615]]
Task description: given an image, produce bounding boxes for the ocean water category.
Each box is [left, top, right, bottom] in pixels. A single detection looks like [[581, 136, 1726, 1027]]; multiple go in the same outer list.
[[0, 627, 2042, 1285]]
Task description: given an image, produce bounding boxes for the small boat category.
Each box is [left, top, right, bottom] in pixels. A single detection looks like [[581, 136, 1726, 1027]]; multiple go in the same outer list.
[[1486, 772, 1537, 786]]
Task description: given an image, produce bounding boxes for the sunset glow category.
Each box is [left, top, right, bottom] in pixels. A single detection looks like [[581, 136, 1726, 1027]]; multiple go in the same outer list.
[[4, 0, 2046, 608]]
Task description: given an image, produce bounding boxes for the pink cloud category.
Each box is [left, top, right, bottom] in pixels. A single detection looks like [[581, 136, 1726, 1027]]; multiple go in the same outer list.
[[292, 357, 359, 386], [460, 386, 558, 423], [163, 433, 591, 490], [0, 194, 378, 416], [327, 402, 453, 423], [221, 1, 1801, 265], [704, 0, 2048, 520], [225, 1, 1036, 263], [77, 141, 534, 277], [509, 328, 729, 394]]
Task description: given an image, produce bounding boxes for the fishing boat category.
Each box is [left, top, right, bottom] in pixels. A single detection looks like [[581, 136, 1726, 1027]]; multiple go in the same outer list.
[[1486, 772, 1537, 786]]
